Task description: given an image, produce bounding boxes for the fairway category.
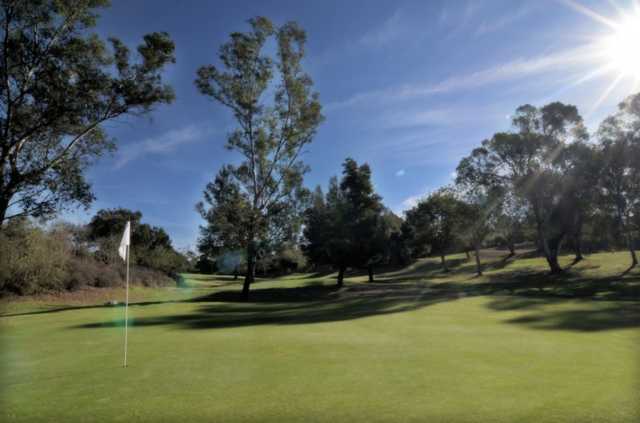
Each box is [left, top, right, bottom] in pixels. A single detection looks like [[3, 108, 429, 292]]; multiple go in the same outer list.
[[1, 251, 639, 423]]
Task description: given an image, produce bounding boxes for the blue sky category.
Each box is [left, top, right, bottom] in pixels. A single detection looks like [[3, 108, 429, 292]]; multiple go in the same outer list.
[[66, 0, 640, 250]]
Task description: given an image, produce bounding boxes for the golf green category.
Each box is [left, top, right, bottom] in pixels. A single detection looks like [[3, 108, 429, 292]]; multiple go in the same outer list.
[[1, 252, 639, 422]]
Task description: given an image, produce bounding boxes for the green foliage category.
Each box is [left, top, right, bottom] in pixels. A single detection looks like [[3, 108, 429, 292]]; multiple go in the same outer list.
[[0, 0, 175, 224], [196, 166, 252, 261], [0, 219, 69, 294], [597, 93, 640, 265], [455, 102, 589, 273], [87, 208, 187, 275], [402, 188, 468, 270], [195, 16, 323, 297], [0, 214, 181, 296], [303, 159, 396, 283]]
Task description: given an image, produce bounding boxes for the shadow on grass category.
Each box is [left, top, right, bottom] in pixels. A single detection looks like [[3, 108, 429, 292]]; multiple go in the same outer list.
[[0, 299, 186, 318], [4, 250, 634, 332], [71, 262, 640, 333], [73, 283, 463, 331]]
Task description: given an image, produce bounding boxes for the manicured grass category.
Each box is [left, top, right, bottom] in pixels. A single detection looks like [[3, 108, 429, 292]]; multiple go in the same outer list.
[[1, 251, 639, 422]]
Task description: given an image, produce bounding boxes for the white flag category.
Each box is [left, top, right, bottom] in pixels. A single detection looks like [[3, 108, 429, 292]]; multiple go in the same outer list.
[[118, 221, 130, 261]]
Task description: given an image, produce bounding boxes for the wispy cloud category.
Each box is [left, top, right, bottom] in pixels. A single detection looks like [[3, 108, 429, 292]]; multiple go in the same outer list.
[[326, 47, 592, 112], [475, 5, 534, 36], [359, 9, 406, 47], [381, 109, 455, 129], [395, 169, 406, 177], [114, 125, 214, 169], [396, 187, 433, 214]]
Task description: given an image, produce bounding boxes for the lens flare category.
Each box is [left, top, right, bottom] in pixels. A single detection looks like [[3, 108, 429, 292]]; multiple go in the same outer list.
[[602, 11, 640, 77]]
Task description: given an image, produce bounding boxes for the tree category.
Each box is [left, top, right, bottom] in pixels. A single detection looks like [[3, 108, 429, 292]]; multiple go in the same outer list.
[[196, 166, 251, 276], [196, 17, 323, 300], [555, 140, 601, 262], [0, 0, 176, 225], [454, 186, 501, 276], [339, 158, 386, 282], [303, 159, 388, 285], [456, 102, 588, 273], [597, 93, 640, 267], [404, 188, 465, 272], [87, 208, 185, 274]]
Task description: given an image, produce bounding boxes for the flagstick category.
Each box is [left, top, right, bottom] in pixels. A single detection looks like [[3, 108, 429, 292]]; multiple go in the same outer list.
[[124, 243, 130, 368]]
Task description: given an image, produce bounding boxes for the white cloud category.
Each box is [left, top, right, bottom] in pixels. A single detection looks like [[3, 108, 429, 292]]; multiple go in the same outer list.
[[381, 108, 455, 129], [395, 169, 406, 177], [397, 188, 433, 214], [359, 9, 406, 47], [475, 5, 533, 36], [326, 47, 592, 112], [114, 125, 214, 169]]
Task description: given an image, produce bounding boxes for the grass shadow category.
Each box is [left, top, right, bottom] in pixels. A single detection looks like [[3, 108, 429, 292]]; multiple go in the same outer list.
[[72, 283, 461, 331]]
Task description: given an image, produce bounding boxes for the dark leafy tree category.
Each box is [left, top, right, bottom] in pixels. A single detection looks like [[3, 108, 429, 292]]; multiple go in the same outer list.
[[196, 166, 251, 276], [196, 17, 323, 299], [303, 160, 388, 285], [404, 188, 466, 272], [339, 159, 386, 282], [454, 186, 502, 276], [456, 102, 588, 273], [555, 141, 601, 262], [87, 208, 185, 274], [0, 0, 175, 225], [597, 93, 640, 267]]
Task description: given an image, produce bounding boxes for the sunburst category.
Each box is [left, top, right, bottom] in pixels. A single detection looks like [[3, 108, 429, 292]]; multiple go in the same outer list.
[[563, 0, 640, 111]]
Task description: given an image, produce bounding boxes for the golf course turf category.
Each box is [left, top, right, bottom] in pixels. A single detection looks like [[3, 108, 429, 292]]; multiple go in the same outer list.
[[1, 251, 639, 422]]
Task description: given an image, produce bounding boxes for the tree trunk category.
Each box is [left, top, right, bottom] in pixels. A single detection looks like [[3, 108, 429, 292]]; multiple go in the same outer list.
[[537, 223, 563, 274], [546, 235, 564, 274], [440, 253, 449, 272], [368, 265, 374, 282], [337, 265, 346, 287], [474, 244, 482, 276], [628, 236, 638, 268], [242, 240, 256, 301], [465, 250, 470, 260], [573, 232, 583, 262], [233, 267, 238, 280], [507, 239, 515, 256]]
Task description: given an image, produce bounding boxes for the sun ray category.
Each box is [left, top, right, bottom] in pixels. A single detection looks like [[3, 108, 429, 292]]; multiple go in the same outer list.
[[588, 73, 625, 116], [562, 0, 619, 28], [605, 0, 625, 16]]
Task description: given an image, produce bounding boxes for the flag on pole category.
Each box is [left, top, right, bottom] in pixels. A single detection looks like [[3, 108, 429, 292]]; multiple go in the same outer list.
[[119, 220, 131, 367], [119, 221, 130, 261]]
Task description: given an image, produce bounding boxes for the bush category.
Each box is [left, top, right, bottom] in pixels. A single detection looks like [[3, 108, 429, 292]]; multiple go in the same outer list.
[[0, 219, 179, 296], [131, 266, 175, 287], [137, 246, 189, 276], [0, 220, 70, 295]]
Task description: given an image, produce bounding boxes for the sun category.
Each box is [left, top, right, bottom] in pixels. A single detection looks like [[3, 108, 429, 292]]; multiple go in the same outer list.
[[602, 11, 640, 78]]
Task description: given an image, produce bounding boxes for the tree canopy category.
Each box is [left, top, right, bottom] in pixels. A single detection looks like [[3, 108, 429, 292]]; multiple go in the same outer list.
[[195, 16, 323, 299], [0, 0, 176, 225]]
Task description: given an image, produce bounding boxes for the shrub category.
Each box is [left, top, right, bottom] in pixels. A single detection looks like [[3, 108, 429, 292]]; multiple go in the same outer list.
[[0, 220, 70, 295]]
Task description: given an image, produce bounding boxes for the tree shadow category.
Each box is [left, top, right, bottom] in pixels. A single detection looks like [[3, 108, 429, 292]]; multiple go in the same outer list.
[[72, 283, 463, 331], [0, 299, 182, 318], [71, 262, 640, 333], [375, 257, 470, 283], [500, 301, 640, 332]]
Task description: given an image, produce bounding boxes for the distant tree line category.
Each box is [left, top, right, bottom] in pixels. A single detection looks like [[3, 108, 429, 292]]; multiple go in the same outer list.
[[200, 93, 640, 293]]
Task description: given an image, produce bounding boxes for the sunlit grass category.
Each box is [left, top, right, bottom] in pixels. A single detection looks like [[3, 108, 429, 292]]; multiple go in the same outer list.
[[1, 250, 639, 422]]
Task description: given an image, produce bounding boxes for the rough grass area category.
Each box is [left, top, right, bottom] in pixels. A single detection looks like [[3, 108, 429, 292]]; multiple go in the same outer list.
[[1, 251, 639, 422]]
